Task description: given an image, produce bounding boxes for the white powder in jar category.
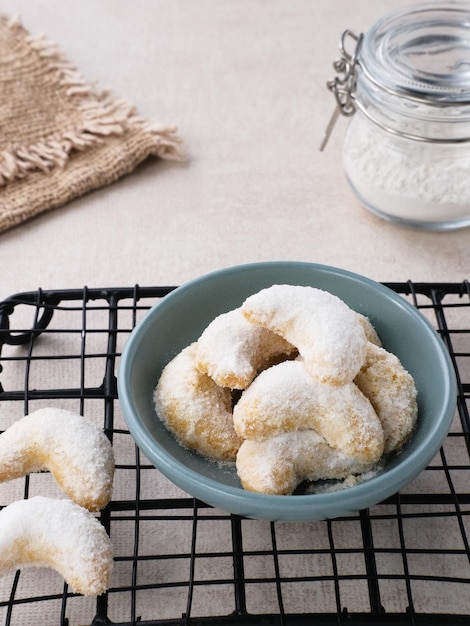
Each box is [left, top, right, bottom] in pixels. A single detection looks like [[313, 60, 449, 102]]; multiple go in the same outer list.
[[343, 114, 470, 226]]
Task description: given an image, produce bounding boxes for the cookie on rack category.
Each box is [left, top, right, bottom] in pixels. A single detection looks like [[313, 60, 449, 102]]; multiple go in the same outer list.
[[0, 408, 115, 511], [0, 496, 113, 595]]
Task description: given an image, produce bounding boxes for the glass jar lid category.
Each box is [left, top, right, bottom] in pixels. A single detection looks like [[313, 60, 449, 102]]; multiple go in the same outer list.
[[360, 2, 470, 105]]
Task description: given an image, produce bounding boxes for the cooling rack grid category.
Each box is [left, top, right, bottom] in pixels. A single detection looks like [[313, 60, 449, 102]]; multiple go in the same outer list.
[[0, 282, 469, 626]]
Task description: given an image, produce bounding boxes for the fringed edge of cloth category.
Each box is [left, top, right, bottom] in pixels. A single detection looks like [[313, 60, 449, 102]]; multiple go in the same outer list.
[[0, 15, 185, 187]]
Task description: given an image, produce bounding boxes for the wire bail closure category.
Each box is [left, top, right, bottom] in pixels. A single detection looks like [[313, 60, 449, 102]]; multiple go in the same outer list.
[[320, 30, 363, 151]]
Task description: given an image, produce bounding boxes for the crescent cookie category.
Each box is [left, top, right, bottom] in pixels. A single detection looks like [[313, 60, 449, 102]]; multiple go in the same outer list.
[[232, 360, 384, 463], [0, 496, 113, 596], [236, 430, 376, 495], [357, 314, 382, 346], [241, 284, 368, 385], [355, 342, 418, 453], [0, 408, 115, 511], [153, 343, 243, 461], [195, 307, 296, 389]]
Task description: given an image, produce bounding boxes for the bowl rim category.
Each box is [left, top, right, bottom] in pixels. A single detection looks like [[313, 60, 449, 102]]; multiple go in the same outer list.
[[118, 261, 457, 519]]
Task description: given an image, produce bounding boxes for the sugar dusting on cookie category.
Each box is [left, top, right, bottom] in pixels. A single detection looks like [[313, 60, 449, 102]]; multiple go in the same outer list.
[[0, 496, 113, 595], [0, 408, 115, 511], [241, 284, 368, 385]]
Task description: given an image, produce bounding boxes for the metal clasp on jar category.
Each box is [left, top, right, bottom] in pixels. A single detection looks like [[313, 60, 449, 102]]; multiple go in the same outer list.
[[320, 30, 363, 151]]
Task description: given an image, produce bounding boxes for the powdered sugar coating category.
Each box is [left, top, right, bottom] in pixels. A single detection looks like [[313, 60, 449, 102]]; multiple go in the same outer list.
[[241, 284, 368, 385], [357, 314, 382, 347], [154, 343, 242, 461], [195, 307, 296, 389], [0, 496, 113, 595], [355, 343, 418, 453], [233, 360, 384, 463], [236, 430, 376, 495], [0, 408, 115, 511]]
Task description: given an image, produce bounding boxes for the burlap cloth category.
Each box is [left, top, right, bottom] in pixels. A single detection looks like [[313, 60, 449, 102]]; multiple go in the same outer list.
[[0, 14, 184, 234]]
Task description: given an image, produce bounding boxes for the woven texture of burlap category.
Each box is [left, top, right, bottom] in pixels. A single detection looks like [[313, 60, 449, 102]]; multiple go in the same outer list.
[[0, 14, 184, 234]]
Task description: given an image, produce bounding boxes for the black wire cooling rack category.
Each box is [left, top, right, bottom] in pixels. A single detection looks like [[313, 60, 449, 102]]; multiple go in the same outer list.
[[0, 282, 469, 626]]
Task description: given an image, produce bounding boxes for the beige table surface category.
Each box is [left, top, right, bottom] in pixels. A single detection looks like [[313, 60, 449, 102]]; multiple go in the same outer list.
[[0, 0, 468, 303], [0, 2, 469, 625]]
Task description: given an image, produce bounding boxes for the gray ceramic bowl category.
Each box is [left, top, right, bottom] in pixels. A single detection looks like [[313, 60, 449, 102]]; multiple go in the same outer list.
[[118, 262, 457, 521]]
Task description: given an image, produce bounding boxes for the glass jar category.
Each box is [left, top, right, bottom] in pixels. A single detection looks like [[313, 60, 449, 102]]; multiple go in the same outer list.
[[326, 2, 470, 230]]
